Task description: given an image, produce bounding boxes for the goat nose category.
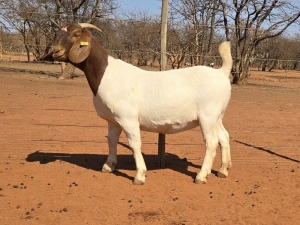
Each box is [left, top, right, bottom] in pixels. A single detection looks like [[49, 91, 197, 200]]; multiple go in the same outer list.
[[52, 46, 62, 54]]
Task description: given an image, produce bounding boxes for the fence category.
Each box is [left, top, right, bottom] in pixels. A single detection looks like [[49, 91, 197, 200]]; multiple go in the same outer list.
[[1, 48, 299, 72]]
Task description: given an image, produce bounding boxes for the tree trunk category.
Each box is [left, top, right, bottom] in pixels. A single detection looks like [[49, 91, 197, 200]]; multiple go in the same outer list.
[[60, 62, 75, 79], [25, 46, 30, 62]]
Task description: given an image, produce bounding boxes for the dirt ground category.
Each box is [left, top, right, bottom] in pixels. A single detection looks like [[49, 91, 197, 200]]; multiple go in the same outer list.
[[0, 62, 299, 225]]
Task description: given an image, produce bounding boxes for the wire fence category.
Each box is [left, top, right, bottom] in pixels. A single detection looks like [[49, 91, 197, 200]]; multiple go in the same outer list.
[[1, 49, 299, 71]]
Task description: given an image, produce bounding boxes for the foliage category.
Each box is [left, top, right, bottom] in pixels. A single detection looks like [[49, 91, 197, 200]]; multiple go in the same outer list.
[[0, 0, 117, 61], [0, 0, 299, 84]]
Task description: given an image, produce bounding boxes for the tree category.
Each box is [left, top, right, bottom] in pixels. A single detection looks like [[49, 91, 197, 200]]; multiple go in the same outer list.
[[170, 0, 220, 66], [253, 36, 300, 71], [108, 11, 161, 66], [219, 0, 300, 84], [0, 0, 118, 61]]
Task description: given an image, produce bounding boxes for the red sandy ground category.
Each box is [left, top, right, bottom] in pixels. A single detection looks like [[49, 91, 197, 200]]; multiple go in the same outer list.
[[0, 62, 299, 225]]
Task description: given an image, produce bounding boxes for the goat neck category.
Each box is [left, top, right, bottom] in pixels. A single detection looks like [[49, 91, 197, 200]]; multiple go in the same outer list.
[[75, 37, 109, 96]]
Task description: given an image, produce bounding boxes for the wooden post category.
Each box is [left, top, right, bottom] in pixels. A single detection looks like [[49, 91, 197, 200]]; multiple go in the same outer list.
[[0, 26, 3, 61], [158, 0, 168, 168]]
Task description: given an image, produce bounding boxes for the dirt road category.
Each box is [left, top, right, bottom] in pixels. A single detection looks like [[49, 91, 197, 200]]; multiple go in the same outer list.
[[0, 63, 299, 224]]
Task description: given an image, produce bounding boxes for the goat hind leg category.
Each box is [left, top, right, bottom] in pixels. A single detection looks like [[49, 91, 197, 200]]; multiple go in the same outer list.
[[195, 127, 219, 184], [217, 121, 232, 178]]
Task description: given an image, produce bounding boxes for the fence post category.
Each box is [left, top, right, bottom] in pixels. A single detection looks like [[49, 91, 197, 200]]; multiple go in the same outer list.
[[0, 26, 3, 61], [158, 0, 169, 168]]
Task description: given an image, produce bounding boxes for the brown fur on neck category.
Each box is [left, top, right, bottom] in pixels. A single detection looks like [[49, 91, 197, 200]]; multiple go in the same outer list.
[[72, 37, 109, 96]]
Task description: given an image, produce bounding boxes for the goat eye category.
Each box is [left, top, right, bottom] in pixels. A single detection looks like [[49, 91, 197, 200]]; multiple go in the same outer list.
[[73, 31, 81, 37]]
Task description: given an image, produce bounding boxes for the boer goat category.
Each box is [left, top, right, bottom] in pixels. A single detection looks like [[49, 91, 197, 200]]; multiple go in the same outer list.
[[45, 23, 232, 185]]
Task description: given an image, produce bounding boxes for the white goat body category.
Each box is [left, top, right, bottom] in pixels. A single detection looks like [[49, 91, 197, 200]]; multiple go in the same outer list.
[[94, 58, 231, 135], [48, 24, 232, 185]]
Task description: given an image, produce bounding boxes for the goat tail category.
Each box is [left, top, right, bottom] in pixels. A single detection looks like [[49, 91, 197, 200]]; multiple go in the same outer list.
[[219, 41, 232, 75]]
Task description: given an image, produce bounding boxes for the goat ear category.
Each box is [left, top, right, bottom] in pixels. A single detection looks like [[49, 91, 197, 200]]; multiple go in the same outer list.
[[69, 30, 92, 64]]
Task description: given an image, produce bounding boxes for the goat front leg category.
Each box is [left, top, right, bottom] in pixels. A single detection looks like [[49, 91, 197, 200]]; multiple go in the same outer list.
[[121, 120, 147, 185], [102, 122, 122, 173]]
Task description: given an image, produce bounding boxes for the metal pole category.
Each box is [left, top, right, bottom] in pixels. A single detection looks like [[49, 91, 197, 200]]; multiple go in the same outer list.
[[158, 0, 168, 168]]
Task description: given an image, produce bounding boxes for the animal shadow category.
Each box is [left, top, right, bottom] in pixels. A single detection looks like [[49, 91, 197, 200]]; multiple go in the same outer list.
[[25, 149, 216, 181]]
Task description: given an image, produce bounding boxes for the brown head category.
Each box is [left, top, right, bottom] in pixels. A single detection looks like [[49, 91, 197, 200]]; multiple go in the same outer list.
[[45, 23, 109, 96], [45, 23, 101, 64]]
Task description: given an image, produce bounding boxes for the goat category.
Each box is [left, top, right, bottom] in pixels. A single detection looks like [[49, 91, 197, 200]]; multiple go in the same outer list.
[[45, 23, 232, 185]]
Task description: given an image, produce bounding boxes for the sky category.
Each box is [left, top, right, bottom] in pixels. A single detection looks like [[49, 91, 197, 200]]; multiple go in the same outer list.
[[117, 0, 161, 16], [116, 0, 299, 36]]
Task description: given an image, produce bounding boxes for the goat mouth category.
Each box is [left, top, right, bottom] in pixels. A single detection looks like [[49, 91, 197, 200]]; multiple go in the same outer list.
[[53, 53, 67, 61]]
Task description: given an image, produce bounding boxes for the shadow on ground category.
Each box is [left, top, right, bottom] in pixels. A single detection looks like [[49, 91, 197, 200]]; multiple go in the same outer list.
[[235, 140, 300, 163], [26, 144, 219, 182]]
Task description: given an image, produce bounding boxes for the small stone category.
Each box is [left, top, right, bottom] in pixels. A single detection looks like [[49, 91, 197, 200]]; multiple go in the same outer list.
[[24, 216, 33, 219], [62, 208, 68, 212]]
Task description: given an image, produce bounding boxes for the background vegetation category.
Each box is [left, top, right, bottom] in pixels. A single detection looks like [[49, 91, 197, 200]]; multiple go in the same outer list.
[[0, 0, 299, 84]]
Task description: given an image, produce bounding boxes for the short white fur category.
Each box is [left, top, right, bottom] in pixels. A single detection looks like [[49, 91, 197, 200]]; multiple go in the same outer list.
[[96, 42, 232, 184]]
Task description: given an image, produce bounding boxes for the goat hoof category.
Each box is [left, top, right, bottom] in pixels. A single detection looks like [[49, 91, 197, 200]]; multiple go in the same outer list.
[[194, 178, 206, 184], [102, 164, 114, 173], [217, 172, 227, 178], [132, 178, 145, 185]]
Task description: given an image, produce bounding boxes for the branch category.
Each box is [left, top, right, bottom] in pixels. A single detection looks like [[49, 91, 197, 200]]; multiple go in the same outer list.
[[219, 0, 230, 40], [249, 0, 267, 27], [73, 0, 87, 13], [256, 11, 300, 43], [256, 0, 278, 29]]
